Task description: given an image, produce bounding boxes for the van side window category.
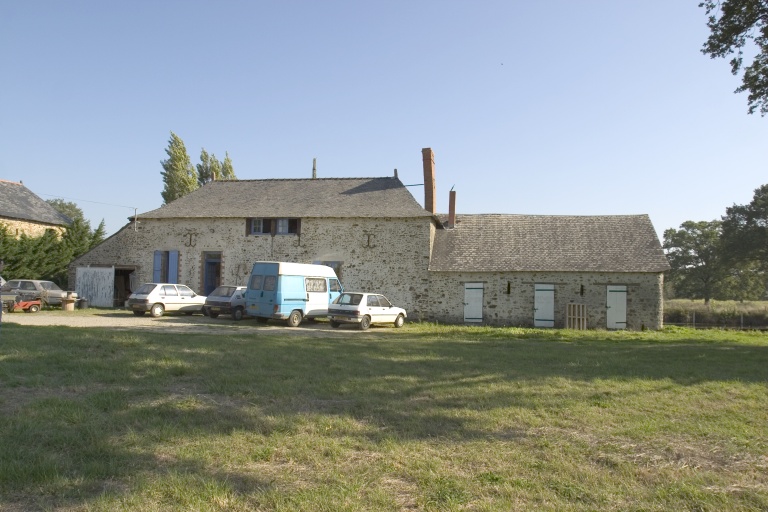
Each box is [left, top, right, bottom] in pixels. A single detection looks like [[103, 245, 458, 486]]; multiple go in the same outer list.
[[305, 278, 327, 292], [329, 279, 341, 292], [264, 275, 277, 291], [249, 275, 263, 290]]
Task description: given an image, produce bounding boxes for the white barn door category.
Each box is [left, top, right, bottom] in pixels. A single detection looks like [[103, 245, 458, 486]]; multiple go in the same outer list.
[[463, 283, 484, 323], [534, 284, 555, 328], [76, 267, 115, 307], [606, 285, 627, 329]]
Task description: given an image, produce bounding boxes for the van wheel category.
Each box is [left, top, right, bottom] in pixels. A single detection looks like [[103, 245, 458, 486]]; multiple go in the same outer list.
[[232, 307, 244, 321], [209, 311, 220, 318], [359, 315, 371, 331], [287, 310, 302, 327], [394, 314, 405, 328], [150, 303, 165, 318]]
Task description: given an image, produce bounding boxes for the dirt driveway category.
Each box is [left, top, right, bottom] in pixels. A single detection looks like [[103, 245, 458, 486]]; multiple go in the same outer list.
[[0, 309, 367, 336]]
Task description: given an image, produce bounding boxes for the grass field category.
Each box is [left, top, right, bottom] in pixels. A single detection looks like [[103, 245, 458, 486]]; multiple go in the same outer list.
[[1, 320, 767, 511]]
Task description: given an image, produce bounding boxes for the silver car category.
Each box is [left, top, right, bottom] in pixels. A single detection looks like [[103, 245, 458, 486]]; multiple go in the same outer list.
[[0, 279, 75, 306], [127, 283, 207, 317], [328, 292, 407, 330]]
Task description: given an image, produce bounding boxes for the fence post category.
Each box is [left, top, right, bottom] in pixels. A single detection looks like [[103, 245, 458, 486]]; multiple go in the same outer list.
[[693, 310, 695, 329]]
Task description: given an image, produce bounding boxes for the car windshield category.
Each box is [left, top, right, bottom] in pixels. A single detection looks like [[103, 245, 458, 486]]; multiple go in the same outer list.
[[210, 286, 236, 297], [135, 284, 157, 294], [334, 293, 363, 306], [39, 281, 62, 291]]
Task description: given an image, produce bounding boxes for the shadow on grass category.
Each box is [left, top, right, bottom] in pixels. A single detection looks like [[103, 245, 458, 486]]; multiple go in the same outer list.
[[0, 322, 766, 508]]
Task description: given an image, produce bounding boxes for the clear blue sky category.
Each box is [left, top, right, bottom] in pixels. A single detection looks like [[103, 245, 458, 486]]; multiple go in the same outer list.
[[2, 1, 766, 239]]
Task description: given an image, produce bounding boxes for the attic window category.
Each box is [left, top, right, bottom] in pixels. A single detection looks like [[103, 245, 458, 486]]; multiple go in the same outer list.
[[248, 218, 300, 236]]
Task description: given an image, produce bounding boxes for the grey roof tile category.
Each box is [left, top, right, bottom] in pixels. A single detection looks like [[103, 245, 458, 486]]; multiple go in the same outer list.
[[139, 177, 432, 219], [0, 180, 72, 226], [430, 214, 670, 273]]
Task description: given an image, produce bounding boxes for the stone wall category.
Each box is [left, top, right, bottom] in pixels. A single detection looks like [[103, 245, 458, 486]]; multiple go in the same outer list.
[[428, 270, 665, 329], [0, 218, 65, 238], [70, 216, 434, 317]]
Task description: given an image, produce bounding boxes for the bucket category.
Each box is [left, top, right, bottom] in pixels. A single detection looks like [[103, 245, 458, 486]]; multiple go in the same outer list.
[[77, 298, 88, 309]]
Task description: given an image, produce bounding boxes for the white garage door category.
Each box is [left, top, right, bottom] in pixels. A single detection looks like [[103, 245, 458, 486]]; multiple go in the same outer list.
[[76, 267, 115, 307]]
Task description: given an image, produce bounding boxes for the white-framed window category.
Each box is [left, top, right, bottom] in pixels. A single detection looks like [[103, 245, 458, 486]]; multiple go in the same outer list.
[[247, 218, 299, 235]]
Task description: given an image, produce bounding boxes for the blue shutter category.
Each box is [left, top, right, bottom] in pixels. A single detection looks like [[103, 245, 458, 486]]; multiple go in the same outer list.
[[168, 250, 179, 284], [152, 251, 162, 282]]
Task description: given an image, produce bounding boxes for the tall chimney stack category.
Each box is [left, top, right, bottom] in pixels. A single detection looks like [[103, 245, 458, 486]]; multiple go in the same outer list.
[[448, 189, 456, 228], [421, 148, 436, 213]]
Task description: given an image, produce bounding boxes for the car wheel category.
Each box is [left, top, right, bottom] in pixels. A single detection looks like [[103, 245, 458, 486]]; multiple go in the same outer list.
[[150, 303, 165, 318], [133, 310, 146, 317], [394, 314, 405, 328], [232, 307, 244, 321], [287, 310, 302, 327], [359, 315, 371, 331], [209, 311, 220, 318], [330, 320, 341, 328], [28, 304, 40, 313]]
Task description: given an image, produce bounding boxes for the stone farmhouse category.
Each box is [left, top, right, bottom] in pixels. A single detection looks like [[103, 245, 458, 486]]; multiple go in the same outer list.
[[69, 148, 670, 328], [0, 180, 71, 238]]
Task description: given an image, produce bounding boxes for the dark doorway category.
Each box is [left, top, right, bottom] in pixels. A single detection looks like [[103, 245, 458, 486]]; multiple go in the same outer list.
[[202, 252, 222, 295]]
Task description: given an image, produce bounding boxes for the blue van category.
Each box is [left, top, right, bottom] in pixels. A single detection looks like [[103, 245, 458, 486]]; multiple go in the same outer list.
[[245, 262, 343, 326]]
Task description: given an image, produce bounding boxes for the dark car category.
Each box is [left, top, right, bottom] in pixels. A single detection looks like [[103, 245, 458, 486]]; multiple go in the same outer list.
[[0, 279, 75, 306], [204, 285, 247, 320]]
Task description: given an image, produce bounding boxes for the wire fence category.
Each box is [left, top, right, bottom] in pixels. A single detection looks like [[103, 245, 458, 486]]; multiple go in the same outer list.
[[664, 309, 768, 330]]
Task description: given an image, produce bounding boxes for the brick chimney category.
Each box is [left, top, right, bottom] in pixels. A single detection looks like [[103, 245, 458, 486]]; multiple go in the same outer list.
[[422, 148, 436, 213], [448, 189, 456, 228]]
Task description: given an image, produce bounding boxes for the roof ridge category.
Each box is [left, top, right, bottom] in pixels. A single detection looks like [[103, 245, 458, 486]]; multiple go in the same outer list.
[[213, 176, 399, 183]]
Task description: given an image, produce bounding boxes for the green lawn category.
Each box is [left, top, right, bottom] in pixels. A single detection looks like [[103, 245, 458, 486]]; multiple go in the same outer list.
[[1, 321, 767, 511]]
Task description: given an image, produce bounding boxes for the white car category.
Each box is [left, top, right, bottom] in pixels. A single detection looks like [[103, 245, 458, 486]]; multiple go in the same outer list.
[[328, 292, 407, 330], [126, 283, 206, 317]]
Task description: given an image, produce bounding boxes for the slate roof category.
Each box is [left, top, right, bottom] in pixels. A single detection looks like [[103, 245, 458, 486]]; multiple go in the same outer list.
[[430, 214, 670, 273], [0, 180, 72, 226], [139, 177, 433, 219]]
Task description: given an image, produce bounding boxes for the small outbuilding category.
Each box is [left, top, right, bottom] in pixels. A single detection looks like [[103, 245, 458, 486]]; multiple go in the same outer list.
[[428, 213, 670, 329]]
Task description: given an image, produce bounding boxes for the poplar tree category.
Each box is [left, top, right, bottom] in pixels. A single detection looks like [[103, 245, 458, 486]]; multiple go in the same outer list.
[[197, 148, 223, 186], [160, 132, 198, 203], [198, 149, 237, 185], [220, 152, 236, 180]]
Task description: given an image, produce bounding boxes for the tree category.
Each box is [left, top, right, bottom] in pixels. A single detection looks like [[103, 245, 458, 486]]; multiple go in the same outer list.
[[721, 183, 768, 265], [220, 152, 236, 180], [91, 220, 106, 249], [46, 198, 81, 223], [700, 0, 768, 115], [663, 220, 731, 304], [197, 148, 223, 186], [161, 132, 198, 203], [197, 149, 237, 185]]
